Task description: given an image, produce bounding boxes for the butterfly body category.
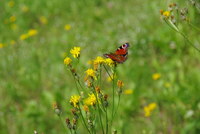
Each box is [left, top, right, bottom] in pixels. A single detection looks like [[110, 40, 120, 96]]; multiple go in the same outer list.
[[104, 43, 129, 63]]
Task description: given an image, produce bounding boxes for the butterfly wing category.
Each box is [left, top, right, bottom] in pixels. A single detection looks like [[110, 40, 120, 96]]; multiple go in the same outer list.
[[115, 43, 129, 55], [104, 42, 129, 63]]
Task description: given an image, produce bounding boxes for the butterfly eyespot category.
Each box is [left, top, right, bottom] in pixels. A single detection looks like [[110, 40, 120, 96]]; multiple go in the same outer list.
[[122, 44, 126, 48]]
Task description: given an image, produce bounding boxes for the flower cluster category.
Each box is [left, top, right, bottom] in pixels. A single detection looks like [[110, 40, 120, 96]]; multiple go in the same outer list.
[[20, 29, 38, 40], [144, 103, 157, 117]]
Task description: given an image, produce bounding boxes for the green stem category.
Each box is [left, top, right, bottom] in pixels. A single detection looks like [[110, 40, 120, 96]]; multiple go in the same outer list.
[[188, 22, 200, 32], [92, 85, 105, 134], [105, 107, 109, 134], [164, 19, 200, 53], [111, 66, 116, 124], [58, 115, 69, 134], [113, 94, 121, 120], [78, 104, 92, 134]]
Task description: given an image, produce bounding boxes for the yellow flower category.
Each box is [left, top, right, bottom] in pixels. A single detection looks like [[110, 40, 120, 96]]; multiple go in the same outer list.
[[64, 57, 72, 65], [8, 1, 15, 7], [10, 40, 16, 45], [20, 34, 29, 40], [94, 56, 105, 64], [85, 68, 96, 80], [144, 102, 157, 117], [152, 73, 161, 80], [84, 93, 97, 106], [9, 16, 16, 23], [104, 58, 115, 67], [93, 56, 105, 70], [117, 80, 124, 88], [70, 47, 80, 58], [64, 24, 71, 31], [21, 5, 29, 12], [28, 29, 38, 36], [148, 103, 157, 111], [70, 95, 81, 108], [163, 11, 170, 18], [124, 89, 133, 95], [39, 16, 48, 24], [0, 43, 4, 48]]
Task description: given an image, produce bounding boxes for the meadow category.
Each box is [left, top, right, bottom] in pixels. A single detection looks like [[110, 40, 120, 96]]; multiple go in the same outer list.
[[0, 0, 200, 134]]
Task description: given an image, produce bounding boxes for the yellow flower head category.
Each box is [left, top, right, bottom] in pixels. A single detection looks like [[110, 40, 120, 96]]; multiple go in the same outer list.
[[9, 16, 16, 23], [70, 95, 81, 108], [64, 24, 71, 31], [93, 56, 105, 70], [124, 89, 133, 95], [70, 47, 81, 58], [163, 11, 170, 18], [104, 58, 115, 67], [20, 34, 29, 40], [152, 73, 161, 80], [144, 102, 157, 117], [94, 56, 105, 64], [85, 68, 96, 80], [8, 1, 15, 7], [39, 16, 48, 24], [64, 57, 72, 65], [28, 29, 38, 36], [21, 5, 29, 13], [0, 43, 5, 48], [117, 80, 124, 88], [84, 93, 97, 106]]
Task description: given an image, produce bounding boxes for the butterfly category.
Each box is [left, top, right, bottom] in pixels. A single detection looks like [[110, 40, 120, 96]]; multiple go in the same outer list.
[[104, 43, 130, 63]]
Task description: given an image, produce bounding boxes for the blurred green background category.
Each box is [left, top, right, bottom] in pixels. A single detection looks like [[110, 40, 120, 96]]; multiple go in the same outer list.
[[0, 0, 200, 134]]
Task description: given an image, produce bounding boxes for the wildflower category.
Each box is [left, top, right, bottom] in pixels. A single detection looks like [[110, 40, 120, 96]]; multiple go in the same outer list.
[[39, 16, 48, 24], [163, 11, 170, 18], [8, 1, 15, 7], [28, 29, 38, 36], [117, 80, 124, 88], [144, 102, 157, 117], [0, 43, 4, 48], [70, 95, 81, 108], [83, 105, 89, 112], [9, 16, 16, 23], [94, 56, 105, 64], [10, 40, 16, 45], [70, 47, 80, 58], [124, 89, 133, 95], [64, 57, 72, 65], [65, 24, 71, 31], [20, 34, 29, 40], [85, 68, 96, 80], [93, 56, 105, 70], [84, 93, 97, 106], [21, 5, 29, 12], [152, 73, 161, 80], [66, 118, 72, 129], [52, 102, 58, 109], [104, 58, 115, 67]]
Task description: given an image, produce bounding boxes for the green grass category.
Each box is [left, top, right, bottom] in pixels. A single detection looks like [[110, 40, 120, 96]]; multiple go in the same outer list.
[[0, 0, 200, 134]]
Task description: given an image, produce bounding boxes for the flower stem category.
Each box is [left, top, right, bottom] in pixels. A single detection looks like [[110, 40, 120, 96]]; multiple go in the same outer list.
[[92, 85, 105, 134], [58, 115, 69, 134], [78, 104, 92, 134], [111, 66, 116, 124]]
